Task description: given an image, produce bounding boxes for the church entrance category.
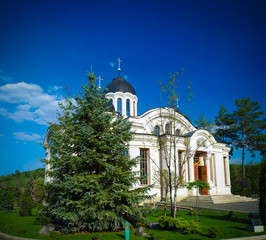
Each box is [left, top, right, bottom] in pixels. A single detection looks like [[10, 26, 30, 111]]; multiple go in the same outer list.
[[194, 153, 208, 195]]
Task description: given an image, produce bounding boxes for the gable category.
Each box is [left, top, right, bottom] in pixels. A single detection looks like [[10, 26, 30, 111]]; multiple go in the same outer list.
[[128, 107, 196, 135]]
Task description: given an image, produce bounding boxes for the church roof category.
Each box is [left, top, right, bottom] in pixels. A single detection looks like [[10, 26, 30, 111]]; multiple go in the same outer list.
[[104, 71, 136, 95]]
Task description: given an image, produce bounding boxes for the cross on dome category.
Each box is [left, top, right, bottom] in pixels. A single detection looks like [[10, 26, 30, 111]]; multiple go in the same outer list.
[[97, 75, 103, 89], [116, 58, 122, 71]]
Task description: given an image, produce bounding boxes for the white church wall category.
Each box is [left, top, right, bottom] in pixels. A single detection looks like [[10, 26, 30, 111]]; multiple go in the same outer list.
[[106, 91, 138, 117], [212, 149, 231, 195]]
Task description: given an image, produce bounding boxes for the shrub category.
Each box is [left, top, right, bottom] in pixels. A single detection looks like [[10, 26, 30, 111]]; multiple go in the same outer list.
[[208, 226, 220, 238], [149, 232, 160, 240], [49, 231, 61, 238], [91, 233, 102, 240], [136, 222, 147, 227], [19, 194, 32, 216], [158, 216, 201, 234], [186, 209, 195, 216], [228, 211, 236, 219]]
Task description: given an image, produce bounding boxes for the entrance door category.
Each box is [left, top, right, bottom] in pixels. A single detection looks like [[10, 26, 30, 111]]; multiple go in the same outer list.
[[200, 166, 208, 195], [194, 165, 208, 195]]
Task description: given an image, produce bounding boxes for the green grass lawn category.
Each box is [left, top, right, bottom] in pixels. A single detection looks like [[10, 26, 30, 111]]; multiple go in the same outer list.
[[0, 209, 265, 239]]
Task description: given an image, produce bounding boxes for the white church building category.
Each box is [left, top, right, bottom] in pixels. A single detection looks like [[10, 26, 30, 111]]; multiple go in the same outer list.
[[45, 64, 232, 201]]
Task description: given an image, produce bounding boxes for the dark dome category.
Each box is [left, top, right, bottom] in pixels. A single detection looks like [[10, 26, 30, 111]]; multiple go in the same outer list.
[[104, 73, 136, 95]]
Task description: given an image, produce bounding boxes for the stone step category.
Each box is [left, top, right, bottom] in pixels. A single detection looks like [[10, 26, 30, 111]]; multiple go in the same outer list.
[[179, 195, 257, 204]]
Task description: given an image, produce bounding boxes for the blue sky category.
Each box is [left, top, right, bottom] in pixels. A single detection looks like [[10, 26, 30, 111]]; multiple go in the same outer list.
[[0, 0, 265, 175]]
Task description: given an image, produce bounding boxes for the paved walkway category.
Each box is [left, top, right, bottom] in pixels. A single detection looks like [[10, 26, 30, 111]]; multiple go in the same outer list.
[[177, 199, 259, 213], [0, 232, 38, 240]]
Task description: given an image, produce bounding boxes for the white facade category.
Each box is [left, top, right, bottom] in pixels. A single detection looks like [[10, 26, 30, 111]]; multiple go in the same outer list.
[[44, 71, 232, 200], [126, 107, 231, 200]]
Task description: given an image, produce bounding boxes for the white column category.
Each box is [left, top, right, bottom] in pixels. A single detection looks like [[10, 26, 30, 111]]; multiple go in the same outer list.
[[225, 156, 231, 186], [185, 154, 189, 183], [205, 152, 211, 184], [123, 97, 126, 117], [189, 156, 194, 182]]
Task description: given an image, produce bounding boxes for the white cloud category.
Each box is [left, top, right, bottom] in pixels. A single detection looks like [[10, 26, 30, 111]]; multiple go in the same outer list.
[[13, 132, 42, 143], [48, 85, 63, 93], [0, 82, 63, 125], [0, 69, 13, 82], [109, 62, 115, 68]]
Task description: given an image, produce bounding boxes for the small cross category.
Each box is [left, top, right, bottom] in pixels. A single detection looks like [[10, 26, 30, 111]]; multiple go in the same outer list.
[[97, 75, 103, 89], [116, 58, 122, 71], [176, 97, 179, 108]]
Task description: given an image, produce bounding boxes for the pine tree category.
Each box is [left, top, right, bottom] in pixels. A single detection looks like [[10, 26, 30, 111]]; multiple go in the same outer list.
[[195, 114, 213, 133], [228, 98, 266, 179], [214, 105, 238, 148], [44, 72, 150, 233]]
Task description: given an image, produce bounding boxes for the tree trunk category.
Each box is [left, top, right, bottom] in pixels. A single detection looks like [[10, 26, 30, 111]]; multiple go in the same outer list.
[[169, 170, 173, 217], [173, 188, 177, 218], [164, 192, 168, 217], [242, 119, 246, 180]]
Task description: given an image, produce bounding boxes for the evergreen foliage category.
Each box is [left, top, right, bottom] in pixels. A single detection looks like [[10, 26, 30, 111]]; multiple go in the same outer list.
[[259, 154, 266, 224], [0, 168, 45, 210], [158, 216, 201, 234], [230, 163, 261, 196], [228, 98, 265, 179], [44, 72, 151, 233], [195, 114, 213, 133], [19, 191, 33, 216], [214, 99, 266, 179]]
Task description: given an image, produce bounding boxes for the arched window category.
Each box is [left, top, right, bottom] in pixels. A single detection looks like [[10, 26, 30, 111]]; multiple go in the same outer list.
[[165, 123, 171, 134], [154, 126, 160, 136], [117, 98, 122, 115], [126, 99, 130, 116], [175, 129, 180, 136]]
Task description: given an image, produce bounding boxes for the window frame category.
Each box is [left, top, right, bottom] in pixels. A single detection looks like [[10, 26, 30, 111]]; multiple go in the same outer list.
[[140, 148, 149, 185], [126, 99, 130, 116], [117, 98, 122, 115]]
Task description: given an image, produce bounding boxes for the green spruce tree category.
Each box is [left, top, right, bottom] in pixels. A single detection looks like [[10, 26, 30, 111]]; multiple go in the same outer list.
[[44, 71, 151, 233], [228, 98, 265, 179]]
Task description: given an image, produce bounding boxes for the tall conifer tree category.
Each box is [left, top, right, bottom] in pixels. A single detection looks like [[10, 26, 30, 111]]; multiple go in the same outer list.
[[229, 98, 265, 180], [215, 99, 265, 180], [44, 72, 150, 233]]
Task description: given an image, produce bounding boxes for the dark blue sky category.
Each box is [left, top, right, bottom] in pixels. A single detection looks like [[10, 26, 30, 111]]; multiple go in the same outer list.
[[0, 0, 265, 175]]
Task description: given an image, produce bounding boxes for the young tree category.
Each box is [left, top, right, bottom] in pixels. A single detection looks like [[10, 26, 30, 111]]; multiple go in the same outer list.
[[228, 98, 265, 179], [44, 71, 150, 233], [187, 180, 210, 222], [155, 71, 206, 218], [157, 71, 187, 218], [153, 169, 170, 216]]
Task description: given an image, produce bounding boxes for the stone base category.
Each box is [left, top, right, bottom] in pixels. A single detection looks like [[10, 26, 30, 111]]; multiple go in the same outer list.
[[246, 225, 264, 233]]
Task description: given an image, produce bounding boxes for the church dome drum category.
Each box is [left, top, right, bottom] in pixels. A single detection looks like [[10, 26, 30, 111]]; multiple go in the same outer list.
[[104, 74, 136, 95]]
